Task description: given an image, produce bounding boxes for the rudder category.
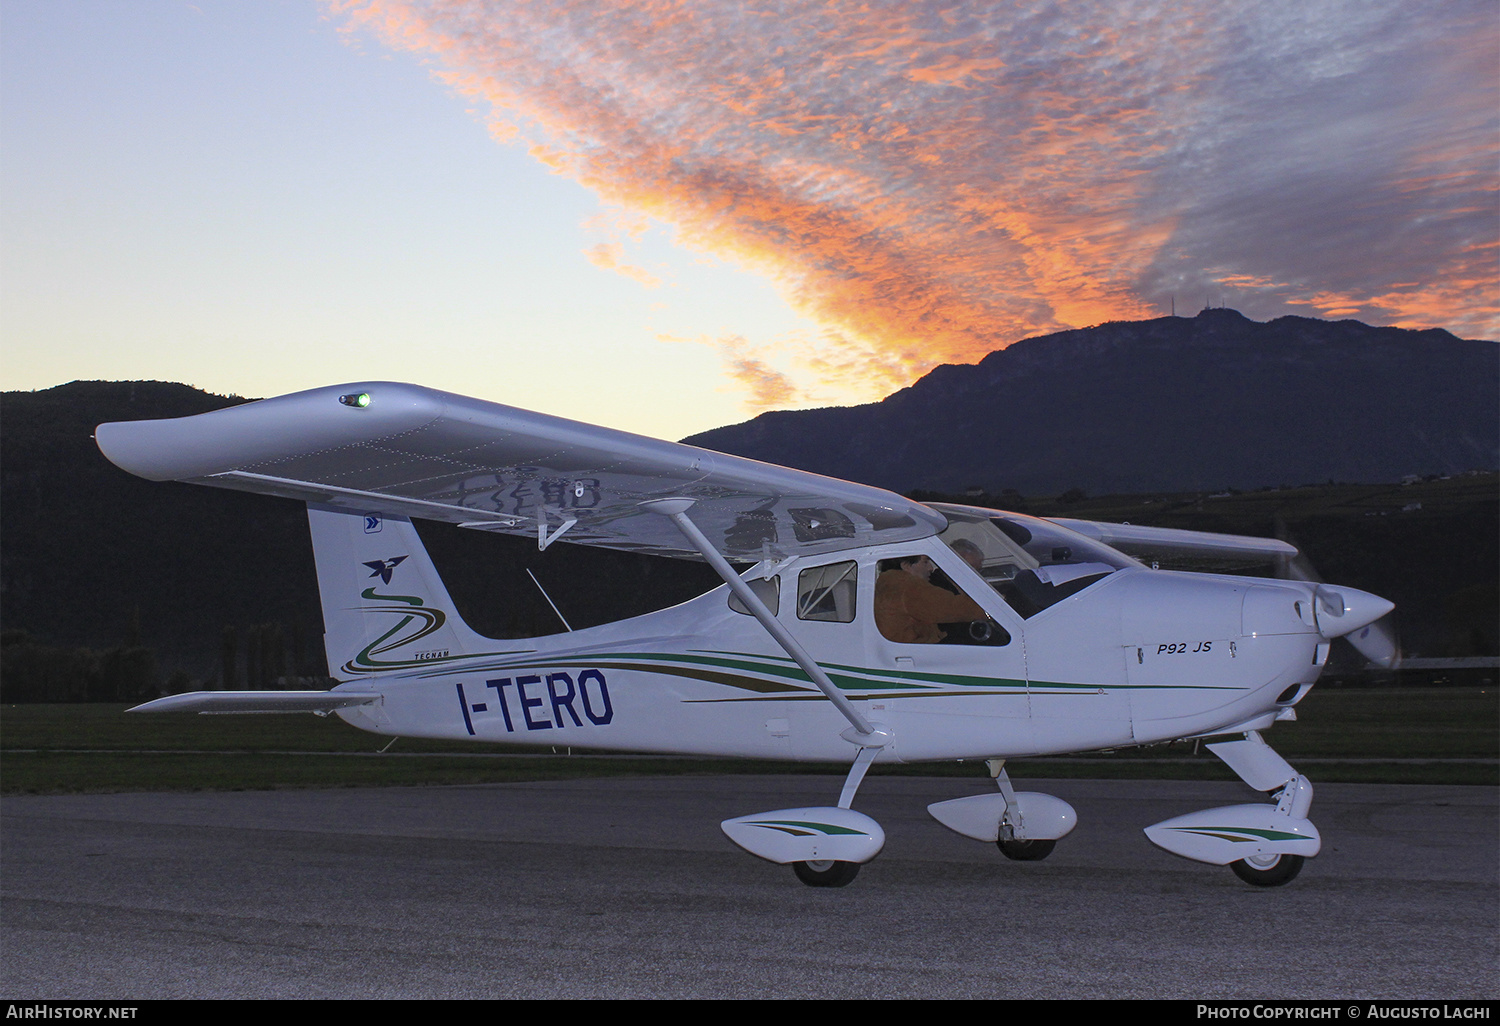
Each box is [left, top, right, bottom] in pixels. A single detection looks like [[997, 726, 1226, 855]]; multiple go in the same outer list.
[[307, 505, 494, 678]]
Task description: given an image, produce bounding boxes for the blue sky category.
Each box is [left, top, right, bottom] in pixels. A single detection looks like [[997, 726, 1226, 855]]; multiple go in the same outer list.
[[5, 1, 1495, 440], [2, 0, 818, 438]]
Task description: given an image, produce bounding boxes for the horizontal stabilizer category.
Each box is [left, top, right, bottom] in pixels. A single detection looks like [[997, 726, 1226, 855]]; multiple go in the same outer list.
[[127, 690, 381, 714]]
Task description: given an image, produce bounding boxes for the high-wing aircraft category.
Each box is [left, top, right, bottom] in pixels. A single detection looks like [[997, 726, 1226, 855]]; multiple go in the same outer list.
[[96, 382, 1396, 888]]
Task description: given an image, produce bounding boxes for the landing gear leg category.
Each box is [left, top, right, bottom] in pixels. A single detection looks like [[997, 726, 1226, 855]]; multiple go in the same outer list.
[[1213, 733, 1316, 888], [988, 759, 1058, 862], [785, 744, 882, 888], [1145, 731, 1320, 887]]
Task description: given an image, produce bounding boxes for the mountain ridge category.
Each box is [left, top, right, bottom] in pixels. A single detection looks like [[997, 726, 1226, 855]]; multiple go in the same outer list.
[[1, 320, 1495, 682], [684, 309, 1497, 496]]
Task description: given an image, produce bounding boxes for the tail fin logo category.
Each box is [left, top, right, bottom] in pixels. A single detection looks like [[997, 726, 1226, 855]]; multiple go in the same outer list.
[[345, 597, 448, 674], [349, 554, 442, 672], [363, 555, 409, 584]]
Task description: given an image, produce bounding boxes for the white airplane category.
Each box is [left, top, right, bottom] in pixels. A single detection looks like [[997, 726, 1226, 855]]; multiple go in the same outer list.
[[96, 382, 1397, 889]]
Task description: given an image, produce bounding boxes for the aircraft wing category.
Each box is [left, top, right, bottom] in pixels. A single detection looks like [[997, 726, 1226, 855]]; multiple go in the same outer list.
[[1047, 518, 1298, 565], [96, 382, 945, 562]]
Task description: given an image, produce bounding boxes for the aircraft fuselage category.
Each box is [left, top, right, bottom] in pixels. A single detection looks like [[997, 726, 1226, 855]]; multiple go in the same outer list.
[[331, 536, 1325, 764]]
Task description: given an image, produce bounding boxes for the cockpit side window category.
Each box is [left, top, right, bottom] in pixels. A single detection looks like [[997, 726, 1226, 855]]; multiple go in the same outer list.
[[873, 553, 1010, 646], [934, 505, 1128, 619], [728, 576, 780, 616], [797, 561, 857, 623]]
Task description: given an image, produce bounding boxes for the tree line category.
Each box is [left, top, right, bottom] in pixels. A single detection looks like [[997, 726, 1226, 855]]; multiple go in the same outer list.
[[1, 622, 333, 704]]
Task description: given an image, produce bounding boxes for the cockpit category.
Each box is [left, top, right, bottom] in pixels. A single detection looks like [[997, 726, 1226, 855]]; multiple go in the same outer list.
[[930, 504, 1139, 618]]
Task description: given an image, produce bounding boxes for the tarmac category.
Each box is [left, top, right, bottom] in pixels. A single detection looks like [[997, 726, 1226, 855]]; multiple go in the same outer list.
[[2, 776, 1495, 999]]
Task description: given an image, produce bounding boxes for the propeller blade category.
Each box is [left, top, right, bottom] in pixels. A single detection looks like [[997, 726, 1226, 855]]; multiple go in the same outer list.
[[1274, 534, 1399, 669], [1343, 614, 1401, 669], [1274, 551, 1321, 584]]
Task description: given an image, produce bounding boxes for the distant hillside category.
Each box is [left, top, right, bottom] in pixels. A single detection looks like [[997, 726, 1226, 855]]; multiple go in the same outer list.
[[3, 331, 1496, 692], [0, 381, 321, 682], [685, 309, 1499, 496], [0, 381, 720, 683]]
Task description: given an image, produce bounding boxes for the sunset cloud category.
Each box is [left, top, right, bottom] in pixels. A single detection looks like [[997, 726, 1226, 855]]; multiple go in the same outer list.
[[714, 334, 802, 411], [330, 0, 1498, 402], [582, 209, 664, 287], [659, 331, 806, 410]]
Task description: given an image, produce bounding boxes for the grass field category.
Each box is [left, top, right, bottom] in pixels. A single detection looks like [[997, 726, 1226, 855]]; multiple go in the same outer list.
[[2, 686, 1494, 793]]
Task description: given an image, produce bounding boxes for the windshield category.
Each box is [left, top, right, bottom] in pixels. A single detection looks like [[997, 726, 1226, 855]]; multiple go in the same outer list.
[[931, 504, 1135, 618]]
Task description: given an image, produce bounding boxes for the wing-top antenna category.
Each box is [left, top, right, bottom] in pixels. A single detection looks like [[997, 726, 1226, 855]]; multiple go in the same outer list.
[[526, 568, 574, 632]]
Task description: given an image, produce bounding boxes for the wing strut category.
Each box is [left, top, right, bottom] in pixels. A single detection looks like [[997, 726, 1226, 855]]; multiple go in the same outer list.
[[642, 498, 888, 746]]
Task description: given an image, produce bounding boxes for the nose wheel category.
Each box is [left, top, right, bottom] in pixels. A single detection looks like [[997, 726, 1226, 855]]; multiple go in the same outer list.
[[793, 860, 861, 887], [1231, 853, 1304, 887], [996, 837, 1056, 861]]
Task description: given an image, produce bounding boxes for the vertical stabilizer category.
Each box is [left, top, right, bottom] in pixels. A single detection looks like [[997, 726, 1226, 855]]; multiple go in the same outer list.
[[307, 505, 493, 678]]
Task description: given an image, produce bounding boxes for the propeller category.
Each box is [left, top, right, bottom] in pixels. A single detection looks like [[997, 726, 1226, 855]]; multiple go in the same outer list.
[[1274, 542, 1400, 669]]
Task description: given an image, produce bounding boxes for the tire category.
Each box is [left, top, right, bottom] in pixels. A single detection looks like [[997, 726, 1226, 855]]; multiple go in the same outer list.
[[1230, 853, 1305, 887], [996, 838, 1056, 861], [793, 859, 861, 887]]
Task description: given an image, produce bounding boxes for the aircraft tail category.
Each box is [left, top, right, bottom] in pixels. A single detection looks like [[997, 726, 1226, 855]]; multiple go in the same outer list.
[[307, 505, 495, 679]]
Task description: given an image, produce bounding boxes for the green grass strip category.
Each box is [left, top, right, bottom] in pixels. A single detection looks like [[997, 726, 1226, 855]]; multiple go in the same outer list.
[[2, 686, 1493, 793]]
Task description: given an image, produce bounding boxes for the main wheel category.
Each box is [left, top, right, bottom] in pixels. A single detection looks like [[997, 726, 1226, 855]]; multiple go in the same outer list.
[[1230, 853, 1304, 887], [793, 859, 861, 887], [996, 838, 1056, 861]]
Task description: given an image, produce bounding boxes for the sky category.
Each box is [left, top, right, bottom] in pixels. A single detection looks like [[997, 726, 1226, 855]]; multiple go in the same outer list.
[[3, 1, 1496, 441]]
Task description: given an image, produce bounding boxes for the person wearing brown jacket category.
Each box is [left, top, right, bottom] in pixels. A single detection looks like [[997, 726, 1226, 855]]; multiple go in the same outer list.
[[874, 554, 987, 644]]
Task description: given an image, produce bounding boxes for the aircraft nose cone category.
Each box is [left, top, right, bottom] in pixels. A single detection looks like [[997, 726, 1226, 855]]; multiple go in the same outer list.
[[1313, 585, 1394, 640]]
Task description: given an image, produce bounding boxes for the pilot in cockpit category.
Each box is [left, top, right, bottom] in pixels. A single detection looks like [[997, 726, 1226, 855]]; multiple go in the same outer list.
[[874, 552, 986, 644], [949, 538, 985, 573]]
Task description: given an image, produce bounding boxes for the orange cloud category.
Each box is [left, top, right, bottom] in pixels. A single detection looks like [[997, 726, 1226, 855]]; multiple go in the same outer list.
[[582, 208, 663, 287], [660, 331, 806, 411], [328, 0, 1499, 403], [715, 335, 802, 410], [584, 243, 663, 288]]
